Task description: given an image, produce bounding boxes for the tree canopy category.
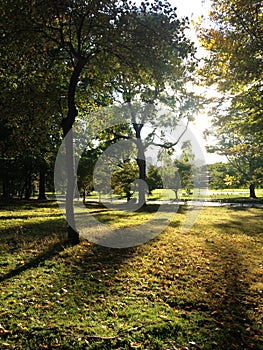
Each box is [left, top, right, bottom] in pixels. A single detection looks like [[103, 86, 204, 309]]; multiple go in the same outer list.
[[1, 0, 199, 244], [198, 0, 263, 197]]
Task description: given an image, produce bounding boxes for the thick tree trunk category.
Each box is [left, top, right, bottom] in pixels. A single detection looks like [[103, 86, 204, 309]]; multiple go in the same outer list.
[[137, 155, 147, 206], [249, 183, 257, 198], [61, 58, 87, 246]]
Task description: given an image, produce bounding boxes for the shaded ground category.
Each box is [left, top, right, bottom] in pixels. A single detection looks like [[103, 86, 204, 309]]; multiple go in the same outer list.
[[0, 200, 262, 349]]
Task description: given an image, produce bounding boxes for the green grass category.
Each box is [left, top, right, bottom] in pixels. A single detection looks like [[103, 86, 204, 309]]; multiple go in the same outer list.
[[0, 200, 263, 349], [51, 188, 263, 203], [148, 188, 263, 202]]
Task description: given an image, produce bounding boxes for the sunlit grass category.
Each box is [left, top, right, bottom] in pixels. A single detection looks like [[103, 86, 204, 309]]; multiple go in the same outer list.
[[148, 188, 263, 201], [0, 200, 262, 349]]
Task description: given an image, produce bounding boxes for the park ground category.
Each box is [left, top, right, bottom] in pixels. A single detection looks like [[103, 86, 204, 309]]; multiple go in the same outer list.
[[0, 199, 263, 349]]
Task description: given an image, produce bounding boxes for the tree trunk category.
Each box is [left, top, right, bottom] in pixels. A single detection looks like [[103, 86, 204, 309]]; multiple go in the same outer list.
[[249, 183, 257, 198], [61, 58, 87, 246], [137, 155, 147, 206], [82, 188, 86, 203], [133, 123, 147, 207]]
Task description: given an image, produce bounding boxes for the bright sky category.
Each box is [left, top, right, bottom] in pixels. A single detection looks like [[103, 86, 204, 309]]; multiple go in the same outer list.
[[169, 0, 225, 164], [171, 0, 210, 18], [171, 0, 226, 164], [135, 0, 226, 164]]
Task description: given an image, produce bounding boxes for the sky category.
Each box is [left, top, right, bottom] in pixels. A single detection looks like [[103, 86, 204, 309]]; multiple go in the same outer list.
[[170, 0, 211, 19], [169, 0, 226, 164], [135, 0, 226, 164]]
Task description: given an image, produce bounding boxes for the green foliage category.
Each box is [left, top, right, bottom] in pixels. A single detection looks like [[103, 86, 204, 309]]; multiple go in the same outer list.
[[77, 148, 99, 200], [159, 147, 194, 195], [198, 0, 263, 196], [112, 161, 139, 201], [146, 165, 163, 194], [208, 162, 241, 190], [175, 144, 194, 193], [0, 0, 67, 199], [0, 0, 199, 210], [198, 0, 262, 91]]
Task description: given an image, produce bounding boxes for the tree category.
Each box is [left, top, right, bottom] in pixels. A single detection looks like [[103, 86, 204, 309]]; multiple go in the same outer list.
[[146, 165, 163, 194], [0, 63, 63, 199], [0, 0, 66, 200], [198, 0, 263, 197], [107, 8, 198, 206], [207, 133, 263, 197], [112, 160, 139, 201], [159, 152, 181, 200], [175, 142, 195, 195], [208, 162, 230, 190], [34, 0, 197, 243], [2, 0, 198, 244], [77, 147, 98, 203], [198, 0, 262, 93]]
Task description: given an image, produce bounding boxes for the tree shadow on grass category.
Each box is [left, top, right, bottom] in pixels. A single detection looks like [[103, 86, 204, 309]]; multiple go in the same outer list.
[[1, 198, 158, 285], [0, 209, 69, 281], [0, 241, 67, 283], [0, 211, 139, 285], [205, 241, 263, 349], [213, 207, 263, 238], [0, 198, 59, 210], [0, 216, 67, 248]]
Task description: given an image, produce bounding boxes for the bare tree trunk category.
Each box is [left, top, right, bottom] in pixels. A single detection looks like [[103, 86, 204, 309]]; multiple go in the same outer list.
[[249, 183, 257, 198], [133, 123, 147, 207], [61, 58, 87, 245], [136, 154, 147, 206], [82, 188, 86, 203]]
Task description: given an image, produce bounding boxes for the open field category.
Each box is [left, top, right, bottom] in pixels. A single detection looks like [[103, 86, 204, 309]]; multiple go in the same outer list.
[[0, 200, 263, 349], [147, 189, 263, 202], [48, 188, 263, 204]]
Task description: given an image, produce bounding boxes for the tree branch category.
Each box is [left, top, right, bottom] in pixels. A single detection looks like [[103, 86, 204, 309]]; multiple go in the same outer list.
[[149, 118, 190, 149]]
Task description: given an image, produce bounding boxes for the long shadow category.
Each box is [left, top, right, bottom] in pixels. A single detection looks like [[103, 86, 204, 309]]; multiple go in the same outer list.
[[0, 200, 185, 343], [0, 199, 59, 210], [0, 241, 67, 283], [206, 241, 262, 349], [213, 207, 263, 238], [0, 216, 67, 242], [0, 200, 140, 284], [0, 200, 150, 348], [0, 213, 63, 221], [85, 201, 162, 213]]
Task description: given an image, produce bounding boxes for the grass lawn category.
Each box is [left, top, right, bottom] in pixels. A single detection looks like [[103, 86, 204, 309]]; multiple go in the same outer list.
[[148, 188, 263, 203], [0, 200, 263, 349]]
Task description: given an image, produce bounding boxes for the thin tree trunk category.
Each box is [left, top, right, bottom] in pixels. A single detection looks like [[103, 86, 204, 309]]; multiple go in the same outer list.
[[82, 188, 86, 203], [133, 123, 147, 207], [61, 58, 87, 245]]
